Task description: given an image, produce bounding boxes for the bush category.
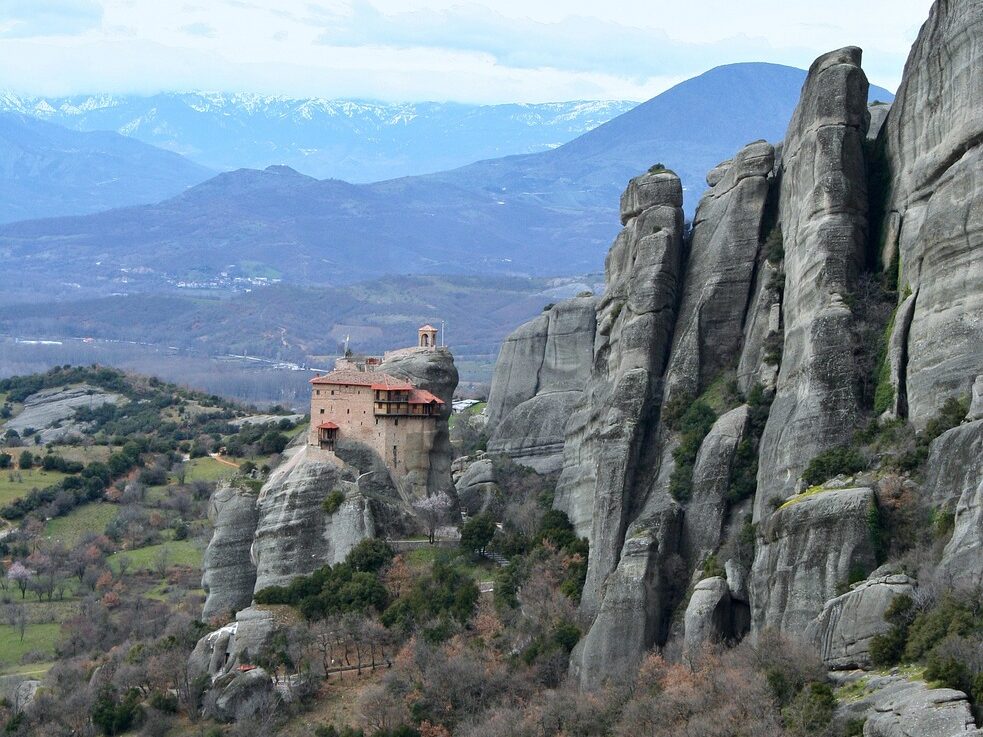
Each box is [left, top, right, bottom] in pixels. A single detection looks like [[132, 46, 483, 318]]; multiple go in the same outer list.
[[460, 513, 496, 555], [0, 453, 11, 469], [323, 489, 346, 515], [91, 686, 142, 735], [782, 682, 836, 736], [801, 446, 866, 486], [668, 400, 716, 502], [17, 451, 34, 470]]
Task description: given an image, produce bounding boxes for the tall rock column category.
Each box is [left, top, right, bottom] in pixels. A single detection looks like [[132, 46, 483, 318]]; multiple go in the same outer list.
[[754, 47, 870, 518], [557, 169, 685, 619], [878, 0, 983, 427]]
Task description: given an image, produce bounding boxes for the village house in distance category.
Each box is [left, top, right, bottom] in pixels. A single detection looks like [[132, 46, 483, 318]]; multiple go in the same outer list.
[[308, 325, 446, 482]]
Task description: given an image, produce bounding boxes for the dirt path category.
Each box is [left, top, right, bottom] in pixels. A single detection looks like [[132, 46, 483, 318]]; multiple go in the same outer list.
[[209, 453, 240, 469]]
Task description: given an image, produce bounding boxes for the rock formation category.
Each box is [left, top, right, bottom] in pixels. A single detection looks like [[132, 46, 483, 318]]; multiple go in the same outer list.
[[806, 572, 916, 669], [558, 168, 685, 620], [750, 486, 878, 634], [201, 482, 259, 622], [251, 446, 374, 592], [379, 346, 459, 502], [754, 47, 870, 518], [683, 576, 736, 656], [1, 384, 127, 444], [878, 0, 983, 428], [486, 296, 597, 473]]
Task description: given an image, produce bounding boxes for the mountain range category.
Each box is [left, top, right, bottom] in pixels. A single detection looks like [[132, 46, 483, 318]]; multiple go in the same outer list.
[[0, 63, 893, 305], [0, 112, 212, 223], [0, 93, 636, 183]]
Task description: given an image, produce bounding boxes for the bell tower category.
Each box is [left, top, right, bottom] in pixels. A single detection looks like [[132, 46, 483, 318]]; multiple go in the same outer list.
[[418, 324, 438, 350]]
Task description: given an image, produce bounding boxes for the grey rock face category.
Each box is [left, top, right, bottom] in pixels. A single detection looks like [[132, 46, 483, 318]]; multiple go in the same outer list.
[[806, 574, 916, 669], [867, 102, 892, 140], [556, 170, 684, 618], [664, 140, 774, 404], [882, 290, 918, 419], [969, 375, 983, 421], [381, 347, 459, 502], [683, 576, 733, 656], [208, 667, 274, 723], [685, 405, 750, 561], [570, 504, 682, 690], [927, 420, 983, 590], [188, 606, 276, 683], [252, 446, 374, 592], [879, 0, 983, 428], [202, 482, 259, 622], [2, 384, 127, 443], [486, 296, 597, 473], [860, 676, 981, 737], [736, 258, 781, 394], [454, 457, 500, 516], [750, 486, 878, 635], [755, 48, 870, 518]]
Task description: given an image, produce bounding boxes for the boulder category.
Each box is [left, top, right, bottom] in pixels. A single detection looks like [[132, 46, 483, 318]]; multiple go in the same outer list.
[[188, 606, 277, 682], [454, 457, 500, 516], [750, 486, 878, 635], [486, 296, 597, 473], [878, 0, 983, 428], [251, 446, 374, 592], [755, 48, 870, 518], [858, 675, 982, 737], [208, 667, 274, 723], [806, 573, 916, 669], [201, 481, 259, 622], [683, 576, 733, 655], [619, 168, 684, 224]]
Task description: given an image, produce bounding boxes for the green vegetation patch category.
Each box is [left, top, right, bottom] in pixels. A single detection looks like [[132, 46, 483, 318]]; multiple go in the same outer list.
[[0, 623, 60, 673], [44, 502, 118, 547], [0, 468, 70, 506], [668, 399, 717, 502], [108, 540, 203, 574]]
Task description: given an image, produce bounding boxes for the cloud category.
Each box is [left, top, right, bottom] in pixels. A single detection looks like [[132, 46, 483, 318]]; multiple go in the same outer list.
[[0, 0, 103, 38], [181, 22, 217, 38], [314, 2, 824, 80]]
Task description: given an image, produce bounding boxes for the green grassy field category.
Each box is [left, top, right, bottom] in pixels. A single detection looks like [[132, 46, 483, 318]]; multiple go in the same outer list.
[[44, 502, 117, 547], [44, 444, 112, 464], [0, 623, 60, 673], [0, 467, 70, 506], [403, 547, 496, 583], [182, 457, 238, 483], [108, 540, 203, 574]]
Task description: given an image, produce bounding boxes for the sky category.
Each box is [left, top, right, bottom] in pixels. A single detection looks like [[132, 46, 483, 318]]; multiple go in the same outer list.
[[0, 0, 935, 103]]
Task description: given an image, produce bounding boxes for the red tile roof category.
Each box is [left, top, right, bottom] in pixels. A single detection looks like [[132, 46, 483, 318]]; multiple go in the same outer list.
[[311, 369, 404, 386], [371, 382, 413, 391], [317, 421, 340, 430], [408, 389, 444, 405]]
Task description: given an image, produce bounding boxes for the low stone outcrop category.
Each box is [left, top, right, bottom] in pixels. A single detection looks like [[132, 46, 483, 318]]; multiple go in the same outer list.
[[969, 375, 983, 421], [207, 667, 274, 723], [754, 47, 870, 518], [837, 674, 983, 737], [806, 573, 916, 669], [201, 482, 259, 622], [486, 296, 597, 473], [750, 486, 878, 634], [188, 606, 276, 682], [2, 384, 127, 443], [878, 0, 983, 428], [683, 576, 734, 655], [251, 446, 374, 592]]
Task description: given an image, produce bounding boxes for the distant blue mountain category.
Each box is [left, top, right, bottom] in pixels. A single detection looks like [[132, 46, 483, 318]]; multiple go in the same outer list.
[[0, 113, 213, 223], [0, 63, 895, 303], [0, 93, 637, 183]]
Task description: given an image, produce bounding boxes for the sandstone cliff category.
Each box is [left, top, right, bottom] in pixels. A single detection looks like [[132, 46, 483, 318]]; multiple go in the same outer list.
[[201, 482, 259, 622], [486, 296, 597, 473]]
